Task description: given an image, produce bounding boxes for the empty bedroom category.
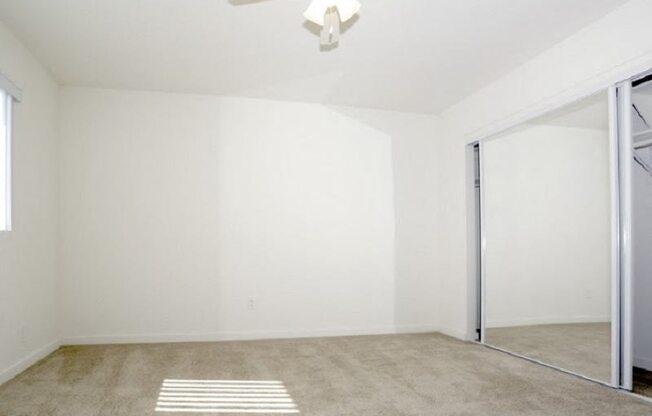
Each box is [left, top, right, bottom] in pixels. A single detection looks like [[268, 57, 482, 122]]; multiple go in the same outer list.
[[1, 0, 652, 415]]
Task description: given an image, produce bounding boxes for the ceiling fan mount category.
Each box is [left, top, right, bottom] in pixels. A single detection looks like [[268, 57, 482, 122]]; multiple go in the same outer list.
[[231, 0, 361, 47]]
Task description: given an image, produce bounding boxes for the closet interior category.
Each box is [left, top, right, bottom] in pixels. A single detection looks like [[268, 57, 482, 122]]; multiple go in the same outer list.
[[632, 76, 652, 398]]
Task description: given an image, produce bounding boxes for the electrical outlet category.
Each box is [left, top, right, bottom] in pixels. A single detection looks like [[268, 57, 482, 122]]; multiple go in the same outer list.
[[247, 298, 255, 311]]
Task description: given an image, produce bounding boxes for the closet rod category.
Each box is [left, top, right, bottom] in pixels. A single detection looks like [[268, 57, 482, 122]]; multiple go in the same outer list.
[[634, 137, 652, 149], [633, 127, 652, 138]]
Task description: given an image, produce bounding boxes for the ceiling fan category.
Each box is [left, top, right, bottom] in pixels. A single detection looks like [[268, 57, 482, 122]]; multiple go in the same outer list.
[[304, 0, 361, 46], [232, 0, 361, 46]]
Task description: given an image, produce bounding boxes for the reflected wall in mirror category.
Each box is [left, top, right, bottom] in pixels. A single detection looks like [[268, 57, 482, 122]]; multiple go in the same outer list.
[[483, 91, 612, 383]]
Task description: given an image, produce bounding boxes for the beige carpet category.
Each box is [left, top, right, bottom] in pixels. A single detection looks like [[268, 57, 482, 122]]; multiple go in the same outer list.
[[486, 323, 611, 383], [0, 333, 650, 415]]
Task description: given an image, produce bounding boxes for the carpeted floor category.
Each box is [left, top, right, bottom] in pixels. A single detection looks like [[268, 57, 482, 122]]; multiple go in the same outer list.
[[0, 333, 650, 415], [486, 323, 611, 382]]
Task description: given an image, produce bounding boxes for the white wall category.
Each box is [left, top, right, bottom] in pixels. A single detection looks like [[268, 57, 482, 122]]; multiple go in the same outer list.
[[484, 124, 611, 328], [327, 108, 441, 333], [58, 87, 440, 343], [633, 145, 652, 370], [3, 0, 649, 369], [0, 22, 59, 383], [434, 0, 652, 339], [390, 119, 440, 332]]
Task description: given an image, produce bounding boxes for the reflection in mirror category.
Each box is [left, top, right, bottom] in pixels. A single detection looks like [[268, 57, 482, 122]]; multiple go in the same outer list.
[[483, 91, 612, 383]]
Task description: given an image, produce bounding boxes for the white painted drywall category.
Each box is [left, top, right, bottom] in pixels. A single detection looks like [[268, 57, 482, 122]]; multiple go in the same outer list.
[[483, 124, 611, 328], [314, 107, 442, 334], [0, 21, 60, 383], [435, 0, 652, 339], [2, 0, 647, 365], [58, 87, 439, 343], [633, 145, 652, 371], [390, 119, 440, 333]]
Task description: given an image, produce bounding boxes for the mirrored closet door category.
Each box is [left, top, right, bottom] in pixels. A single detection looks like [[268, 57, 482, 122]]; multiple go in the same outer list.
[[480, 91, 615, 384]]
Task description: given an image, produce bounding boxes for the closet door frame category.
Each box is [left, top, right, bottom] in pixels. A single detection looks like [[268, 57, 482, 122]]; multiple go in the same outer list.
[[616, 80, 634, 391]]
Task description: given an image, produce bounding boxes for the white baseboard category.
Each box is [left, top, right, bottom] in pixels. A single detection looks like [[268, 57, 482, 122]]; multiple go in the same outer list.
[[395, 324, 468, 341], [634, 356, 652, 372], [395, 324, 469, 341], [436, 326, 469, 341], [0, 340, 60, 386], [60, 326, 400, 346], [61, 324, 474, 346], [395, 324, 440, 334], [487, 315, 611, 329]]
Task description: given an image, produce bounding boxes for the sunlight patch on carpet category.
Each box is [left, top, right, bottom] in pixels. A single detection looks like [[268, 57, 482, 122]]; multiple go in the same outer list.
[[155, 379, 300, 414]]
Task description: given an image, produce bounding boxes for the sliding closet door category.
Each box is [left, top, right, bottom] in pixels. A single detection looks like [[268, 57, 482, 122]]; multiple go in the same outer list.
[[481, 91, 617, 385], [617, 81, 633, 390]]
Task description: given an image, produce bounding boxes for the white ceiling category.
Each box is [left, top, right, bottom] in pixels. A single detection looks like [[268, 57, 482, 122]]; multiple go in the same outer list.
[[0, 0, 629, 114]]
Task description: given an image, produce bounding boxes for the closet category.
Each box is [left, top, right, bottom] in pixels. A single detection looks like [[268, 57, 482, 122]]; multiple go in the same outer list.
[[467, 71, 652, 398], [632, 77, 652, 398]]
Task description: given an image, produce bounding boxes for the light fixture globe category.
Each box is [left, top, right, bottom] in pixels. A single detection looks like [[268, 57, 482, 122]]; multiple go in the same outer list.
[[304, 0, 361, 26], [304, 0, 360, 46]]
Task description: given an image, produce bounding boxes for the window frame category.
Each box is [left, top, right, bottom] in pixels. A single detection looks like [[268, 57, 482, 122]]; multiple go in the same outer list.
[[0, 71, 20, 233], [0, 90, 11, 232]]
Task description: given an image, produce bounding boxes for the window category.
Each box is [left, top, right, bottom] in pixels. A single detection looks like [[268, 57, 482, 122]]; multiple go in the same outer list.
[[0, 89, 11, 231], [0, 71, 19, 232]]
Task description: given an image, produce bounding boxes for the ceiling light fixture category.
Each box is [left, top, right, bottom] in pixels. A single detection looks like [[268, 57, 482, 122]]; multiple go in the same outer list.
[[304, 0, 361, 46]]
